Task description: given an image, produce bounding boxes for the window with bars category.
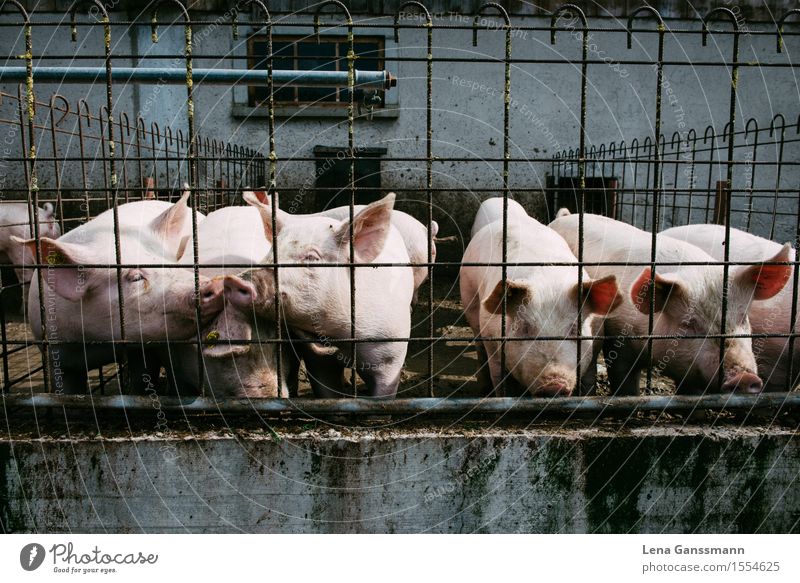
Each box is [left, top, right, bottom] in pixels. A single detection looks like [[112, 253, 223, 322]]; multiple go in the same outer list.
[[247, 35, 385, 108]]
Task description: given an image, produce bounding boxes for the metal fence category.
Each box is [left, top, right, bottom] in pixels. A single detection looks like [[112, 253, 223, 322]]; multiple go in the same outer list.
[[1, 0, 800, 419], [550, 114, 800, 242]]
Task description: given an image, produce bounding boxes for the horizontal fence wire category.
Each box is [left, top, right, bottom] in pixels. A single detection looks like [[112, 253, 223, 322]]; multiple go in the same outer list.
[[0, 1, 799, 418]]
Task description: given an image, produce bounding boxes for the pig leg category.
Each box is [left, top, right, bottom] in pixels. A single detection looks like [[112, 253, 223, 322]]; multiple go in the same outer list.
[[45, 348, 88, 394], [159, 344, 201, 396], [303, 348, 349, 398], [579, 320, 605, 396], [280, 342, 301, 398], [358, 356, 403, 399], [474, 342, 493, 394], [125, 349, 163, 394], [603, 338, 643, 396], [578, 343, 599, 396], [484, 340, 506, 397]]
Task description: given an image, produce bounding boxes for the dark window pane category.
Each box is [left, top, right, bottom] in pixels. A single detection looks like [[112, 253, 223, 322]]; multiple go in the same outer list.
[[353, 42, 381, 70], [249, 37, 384, 107], [252, 41, 294, 105], [297, 42, 337, 103]]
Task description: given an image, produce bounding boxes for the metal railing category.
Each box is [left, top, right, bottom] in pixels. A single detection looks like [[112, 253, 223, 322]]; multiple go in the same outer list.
[[1, 1, 799, 420]]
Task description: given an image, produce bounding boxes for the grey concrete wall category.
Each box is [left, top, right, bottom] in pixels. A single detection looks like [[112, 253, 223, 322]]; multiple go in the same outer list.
[[2, 425, 799, 533], [2, 10, 799, 244]]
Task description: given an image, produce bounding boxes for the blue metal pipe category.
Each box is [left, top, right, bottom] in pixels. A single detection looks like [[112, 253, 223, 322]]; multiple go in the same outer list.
[[3, 393, 799, 416], [0, 66, 396, 89]]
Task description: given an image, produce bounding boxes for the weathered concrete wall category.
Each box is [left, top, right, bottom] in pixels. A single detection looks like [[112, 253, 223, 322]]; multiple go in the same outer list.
[[2, 425, 798, 533]]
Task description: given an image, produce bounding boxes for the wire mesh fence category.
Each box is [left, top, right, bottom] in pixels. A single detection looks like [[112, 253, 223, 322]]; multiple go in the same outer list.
[[1, 0, 800, 418]]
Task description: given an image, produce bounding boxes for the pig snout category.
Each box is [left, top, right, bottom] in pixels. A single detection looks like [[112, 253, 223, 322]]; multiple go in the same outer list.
[[532, 379, 572, 398], [721, 372, 763, 394], [224, 275, 257, 310], [198, 277, 224, 321], [529, 368, 575, 398]]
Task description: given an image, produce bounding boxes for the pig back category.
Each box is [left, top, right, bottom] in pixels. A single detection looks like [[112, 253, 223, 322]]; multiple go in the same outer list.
[[470, 197, 529, 239]]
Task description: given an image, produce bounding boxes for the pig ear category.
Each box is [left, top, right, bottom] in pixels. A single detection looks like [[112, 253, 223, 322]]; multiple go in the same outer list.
[[150, 188, 190, 248], [630, 269, 684, 315], [243, 190, 285, 243], [336, 193, 395, 263], [11, 236, 95, 301], [482, 279, 532, 315], [176, 235, 190, 261], [243, 190, 271, 205], [735, 243, 793, 301], [575, 274, 623, 315], [42, 202, 54, 216]]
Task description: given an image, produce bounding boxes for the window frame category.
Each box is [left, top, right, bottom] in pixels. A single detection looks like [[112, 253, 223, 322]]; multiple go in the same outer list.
[[232, 27, 399, 119]]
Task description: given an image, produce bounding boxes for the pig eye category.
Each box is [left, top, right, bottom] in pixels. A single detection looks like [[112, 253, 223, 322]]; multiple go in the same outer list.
[[302, 249, 321, 262], [126, 270, 147, 283]]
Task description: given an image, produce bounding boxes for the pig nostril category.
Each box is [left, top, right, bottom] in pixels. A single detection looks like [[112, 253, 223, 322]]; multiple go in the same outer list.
[[723, 374, 763, 394], [746, 379, 763, 394]]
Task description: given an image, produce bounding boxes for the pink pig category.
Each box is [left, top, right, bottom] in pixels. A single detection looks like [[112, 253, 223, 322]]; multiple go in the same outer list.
[[0, 201, 60, 287], [662, 224, 797, 392], [550, 212, 791, 395], [222, 192, 414, 398], [461, 199, 622, 397], [15, 194, 222, 394]]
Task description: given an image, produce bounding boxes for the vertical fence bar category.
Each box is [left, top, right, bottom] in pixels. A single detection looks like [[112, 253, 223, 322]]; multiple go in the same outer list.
[[314, 1, 355, 397], [152, 0, 202, 395], [98, 106, 111, 208], [473, 3, 510, 395], [629, 7, 666, 393], [151, 121, 161, 198], [72, 1, 126, 391], [119, 112, 130, 203], [165, 127, 174, 196], [702, 126, 716, 223], [552, 4, 587, 396], [238, 0, 280, 398], [630, 139, 640, 227], [778, 16, 800, 392], [0, 265, 7, 391], [395, 2, 434, 396], [668, 132, 681, 226], [703, 8, 740, 393], [789, 153, 800, 393], [0, 3, 33, 392], [136, 117, 146, 200], [685, 129, 697, 224], [12, 3, 51, 394], [642, 137, 653, 230], [48, 95, 68, 225], [768, 114, 786, 240], [617, 142, 627, 220], [744, 118, 759, 231]]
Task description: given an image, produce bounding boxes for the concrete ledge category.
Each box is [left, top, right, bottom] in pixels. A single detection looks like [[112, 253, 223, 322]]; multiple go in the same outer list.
[[1, 426, 798, 533]]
